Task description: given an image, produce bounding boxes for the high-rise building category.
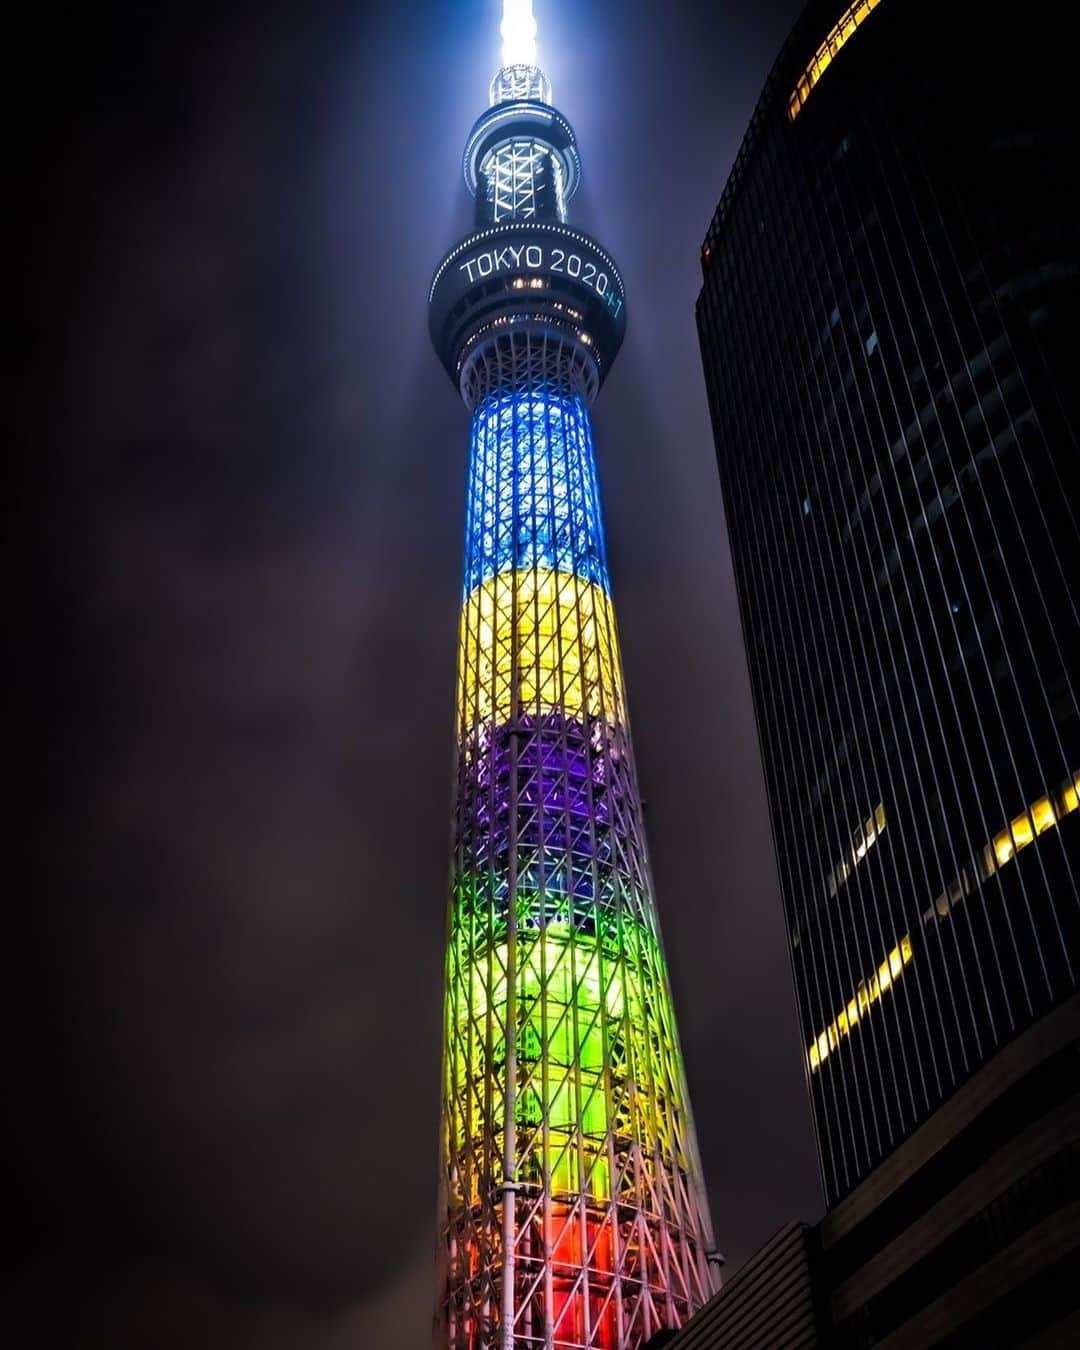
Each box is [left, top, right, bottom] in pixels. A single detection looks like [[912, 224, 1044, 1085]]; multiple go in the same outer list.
[[694, 0, 1079, 1344], [429, 5, 717, 1346]]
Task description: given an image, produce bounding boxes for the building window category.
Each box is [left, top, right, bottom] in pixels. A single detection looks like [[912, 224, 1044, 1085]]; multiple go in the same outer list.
[[808, 933, 914, 1071], [788, 0, 887, 122], [826, 802, 887, 898], [922, 771, 1080, 925], [983, 773, 1078, 876]]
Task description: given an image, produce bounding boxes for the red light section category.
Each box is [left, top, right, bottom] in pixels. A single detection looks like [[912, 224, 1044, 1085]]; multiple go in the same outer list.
[[550, 1206, 616, 1347]]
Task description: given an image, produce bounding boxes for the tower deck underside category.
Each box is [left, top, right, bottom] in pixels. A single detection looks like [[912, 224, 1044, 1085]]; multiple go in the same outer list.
[[440, 374, 714, 1347]]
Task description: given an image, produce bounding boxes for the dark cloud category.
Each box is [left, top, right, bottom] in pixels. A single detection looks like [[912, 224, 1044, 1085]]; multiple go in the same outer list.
[[18, 1, 818, 1343]]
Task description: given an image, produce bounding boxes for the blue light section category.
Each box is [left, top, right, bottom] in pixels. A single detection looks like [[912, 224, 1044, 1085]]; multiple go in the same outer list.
[[464, 386, 609, 596]]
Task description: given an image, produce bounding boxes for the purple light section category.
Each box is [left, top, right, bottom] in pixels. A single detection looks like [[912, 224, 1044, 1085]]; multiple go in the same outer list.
[[457, 714, 640, 921]]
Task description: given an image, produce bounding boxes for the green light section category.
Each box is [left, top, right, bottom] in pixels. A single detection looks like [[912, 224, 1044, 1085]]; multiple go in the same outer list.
[[445, 880, 683, 1211]]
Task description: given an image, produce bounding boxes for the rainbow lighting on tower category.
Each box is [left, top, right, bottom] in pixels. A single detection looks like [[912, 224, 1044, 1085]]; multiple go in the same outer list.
[[429, 4, 718, 1346]]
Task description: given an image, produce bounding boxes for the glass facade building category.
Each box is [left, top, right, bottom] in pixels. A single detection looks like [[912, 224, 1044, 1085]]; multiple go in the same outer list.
[[697, 0, 1080, 1210]]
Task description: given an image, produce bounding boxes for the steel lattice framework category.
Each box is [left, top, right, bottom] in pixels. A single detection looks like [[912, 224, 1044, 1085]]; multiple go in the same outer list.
[[430, 8, 717, 1347]]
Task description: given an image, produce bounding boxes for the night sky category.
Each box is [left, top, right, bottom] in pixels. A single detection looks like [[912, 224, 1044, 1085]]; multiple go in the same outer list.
[[20, 2, 821, 1344]]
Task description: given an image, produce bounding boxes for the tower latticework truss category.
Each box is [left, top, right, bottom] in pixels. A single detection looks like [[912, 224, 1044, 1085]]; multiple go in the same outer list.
[[429, 7, 717, 1346]]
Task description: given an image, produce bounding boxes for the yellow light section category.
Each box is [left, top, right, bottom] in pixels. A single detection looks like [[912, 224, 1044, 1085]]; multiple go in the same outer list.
[[808, 933, 913, 1072], [788, 0, 886, 121], [458, 568, 624, 730]]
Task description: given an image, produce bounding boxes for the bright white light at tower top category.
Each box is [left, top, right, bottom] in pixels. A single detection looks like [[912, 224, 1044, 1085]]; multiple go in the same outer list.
[[501, 0, 538, 67]]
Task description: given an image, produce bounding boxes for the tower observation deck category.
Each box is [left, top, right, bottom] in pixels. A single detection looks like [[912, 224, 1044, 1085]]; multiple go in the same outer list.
[[430, 5, 717, 1347]]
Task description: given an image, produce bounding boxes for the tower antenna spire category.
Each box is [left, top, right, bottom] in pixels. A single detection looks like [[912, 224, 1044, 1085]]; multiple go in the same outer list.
[[500, 0, 538, 69], [492, 0, 547, 104]]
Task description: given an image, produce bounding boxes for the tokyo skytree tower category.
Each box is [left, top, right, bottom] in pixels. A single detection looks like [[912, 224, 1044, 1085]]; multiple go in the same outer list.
[[428, 4, 718, 1345]]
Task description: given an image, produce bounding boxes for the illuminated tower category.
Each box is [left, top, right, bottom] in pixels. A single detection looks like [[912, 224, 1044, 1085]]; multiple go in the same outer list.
[[429, 4, 717, 1346]]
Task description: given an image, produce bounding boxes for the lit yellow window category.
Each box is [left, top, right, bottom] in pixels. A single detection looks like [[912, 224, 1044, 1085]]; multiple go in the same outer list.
[[807, 932, 914, 1071], [1030, 796, 1056, 836], [826, 802, 886, 895], [1010, 810, 1035, 853], [788, 0, 888, 121], [993, 828, 1015, 867], [939, 773, 1080, 919]]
